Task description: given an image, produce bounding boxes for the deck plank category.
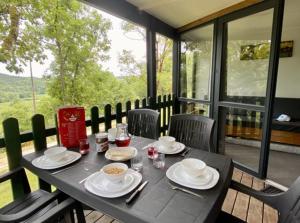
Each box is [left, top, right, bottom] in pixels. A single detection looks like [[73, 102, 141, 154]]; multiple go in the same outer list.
[[222, 168, 243, 214], [247, 178, 264, 223], [85, 211, 104, 223], [232, 172, 253, 221], [96, 214, 115, 223]]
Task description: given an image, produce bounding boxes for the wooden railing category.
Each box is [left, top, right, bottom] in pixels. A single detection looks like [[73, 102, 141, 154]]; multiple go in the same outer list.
[[0, 94, 176, 149]]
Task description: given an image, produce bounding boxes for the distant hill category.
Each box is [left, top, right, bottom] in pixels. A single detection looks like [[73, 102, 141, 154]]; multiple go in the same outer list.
[[0, 73, 46, 103]]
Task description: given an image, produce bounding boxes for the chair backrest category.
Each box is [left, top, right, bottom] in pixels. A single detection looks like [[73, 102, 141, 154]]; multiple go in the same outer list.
[[168, 114, 215, 151], [276, 176, 300, 223], [127, 109, 160, 140], [2, 118, 30, 199]]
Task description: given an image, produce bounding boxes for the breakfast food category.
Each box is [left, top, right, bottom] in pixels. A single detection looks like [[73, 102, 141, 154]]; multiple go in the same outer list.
[[103, 166, 125, 175]]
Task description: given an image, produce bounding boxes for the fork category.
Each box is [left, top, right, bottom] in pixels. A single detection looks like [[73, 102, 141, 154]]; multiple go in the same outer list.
[[180, 148, 191, 157], [168, 182, 204, 199]]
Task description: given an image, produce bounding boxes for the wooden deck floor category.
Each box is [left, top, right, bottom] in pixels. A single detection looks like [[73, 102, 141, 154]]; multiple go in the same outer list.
[[81, 168, 278, 223]]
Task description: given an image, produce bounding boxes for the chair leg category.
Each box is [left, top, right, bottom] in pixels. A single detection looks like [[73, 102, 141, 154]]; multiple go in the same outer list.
[[75, 202, 86, 223]]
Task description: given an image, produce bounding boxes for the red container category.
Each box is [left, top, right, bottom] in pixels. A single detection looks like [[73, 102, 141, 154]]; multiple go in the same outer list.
[[57, 106, 87, 148]]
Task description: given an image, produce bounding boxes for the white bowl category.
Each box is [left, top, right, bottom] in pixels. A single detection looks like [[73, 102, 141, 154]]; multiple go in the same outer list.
[[181, 158, 207, 178], [158, 136, 176, 148], [108, 128, 117, 141], [44, 147, 67, 161], [102, 163, 128, 183]]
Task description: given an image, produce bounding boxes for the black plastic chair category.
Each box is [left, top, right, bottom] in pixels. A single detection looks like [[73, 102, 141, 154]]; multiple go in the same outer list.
[[128, 109, 160, 139], [0, 118, 86, 223], [217, 177, 300, 223], [168, 114, 215, 151]]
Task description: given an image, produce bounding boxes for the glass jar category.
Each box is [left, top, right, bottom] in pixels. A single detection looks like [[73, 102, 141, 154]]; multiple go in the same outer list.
[[115, 123, 131, 147]]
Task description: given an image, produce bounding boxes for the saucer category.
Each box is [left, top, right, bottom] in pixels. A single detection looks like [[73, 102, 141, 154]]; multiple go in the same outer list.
[[32, 151, 81, 170], [166, 162, 219, 190], [90, 172, 134, 193], [152, 141, 185, 154], [85, 169, 142, 198]]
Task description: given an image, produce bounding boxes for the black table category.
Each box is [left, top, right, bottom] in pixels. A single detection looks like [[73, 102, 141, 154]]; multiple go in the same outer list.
[[22, 136, 233, 223]]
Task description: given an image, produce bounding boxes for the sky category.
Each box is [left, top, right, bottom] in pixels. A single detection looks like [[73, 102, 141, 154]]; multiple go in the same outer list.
[[0, 6, 146, 78]]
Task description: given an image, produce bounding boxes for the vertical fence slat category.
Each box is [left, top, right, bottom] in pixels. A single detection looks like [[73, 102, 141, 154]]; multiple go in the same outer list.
[[32, 114, 51, 192], [91, 106, 99, 134], [54, 114, 60, 145], [105, 104, 112, 131], [157, 96, 163, 134], [3, 118, 30, 199], [135, 99, 140, 109], [163, 95, 167, 135], [116, 103, 122, 124], [142, 98, 147, 108], [167, 95, 172, 128], [126, 101, 131, 123]]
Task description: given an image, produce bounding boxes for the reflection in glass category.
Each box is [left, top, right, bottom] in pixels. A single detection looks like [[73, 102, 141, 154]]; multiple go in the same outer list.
[[180, 102, 209, 117], [180, 25, 213, 100], [219, 107, 264, 171], [222, 9, 274, 105]]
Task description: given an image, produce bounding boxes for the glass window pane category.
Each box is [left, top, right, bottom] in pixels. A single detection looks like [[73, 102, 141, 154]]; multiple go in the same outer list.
[[156, 34, 173, 96], [222, 9, 274, 105], [180, 102, 209, 117], [180, 24, 213, 100], [219, 107, 264, 171]]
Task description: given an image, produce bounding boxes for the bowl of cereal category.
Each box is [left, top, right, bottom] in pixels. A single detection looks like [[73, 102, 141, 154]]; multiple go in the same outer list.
[[102, 163, 128, 183]]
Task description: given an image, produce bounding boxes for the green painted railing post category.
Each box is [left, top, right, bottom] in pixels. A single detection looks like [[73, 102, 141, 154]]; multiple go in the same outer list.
[[32, 114, 51, 192], [126, 101, 131, 122], [91, 106, 99, 134], [163, 95, 167, 135], [142, 98, 147, 108], [116, 103, 122, 124], [104, 104, 112, 131], [135, 99, 140, 109], [54, 114, 60, 145], [3, 118, 30, 199]]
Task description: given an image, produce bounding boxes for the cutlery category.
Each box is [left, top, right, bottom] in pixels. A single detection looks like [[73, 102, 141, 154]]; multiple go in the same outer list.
[[168, 182, 204, 199], [180, 148, 191, 157], [79, 175, 90, 184], [126, 181, 148, 204], [51, 165, 75, 175]]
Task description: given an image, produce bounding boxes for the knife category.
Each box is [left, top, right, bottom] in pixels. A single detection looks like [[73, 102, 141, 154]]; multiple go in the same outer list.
[[126, 181, 148, 204]]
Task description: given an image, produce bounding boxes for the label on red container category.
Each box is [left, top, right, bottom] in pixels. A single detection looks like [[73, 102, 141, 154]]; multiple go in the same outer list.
[[57, 106, 87, 148]]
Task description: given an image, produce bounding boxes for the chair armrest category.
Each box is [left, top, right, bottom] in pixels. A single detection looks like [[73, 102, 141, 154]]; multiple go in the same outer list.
[[231, 180, 282, 209], [0, 167, 24, 183], [0, 190, 62, 222], [31, 197, 77, 223]]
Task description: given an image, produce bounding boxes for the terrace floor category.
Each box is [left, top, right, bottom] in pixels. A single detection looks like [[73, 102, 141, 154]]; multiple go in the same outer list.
[[77, 168, 278, 223], [225, 142, 300, 186]]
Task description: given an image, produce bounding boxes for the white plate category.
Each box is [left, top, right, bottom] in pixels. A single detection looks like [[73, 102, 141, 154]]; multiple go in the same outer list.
[[166, 162, 219, 190], [152, 141, 185, 154], [85, 169, 142, 198], [32, 151, 81, 170], [105, 147, 137, 161]]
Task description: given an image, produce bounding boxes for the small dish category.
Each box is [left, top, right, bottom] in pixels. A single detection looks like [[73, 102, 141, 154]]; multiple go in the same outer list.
[[158, 136, 176, 148], [105, 147, 137, 161], [44, 146, 67, 161]]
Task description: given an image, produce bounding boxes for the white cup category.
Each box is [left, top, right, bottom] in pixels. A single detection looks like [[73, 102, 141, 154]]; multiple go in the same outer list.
[[44, 146, 67, 161], [181, 158, 207, 178], [158, 136, 176, 148]]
